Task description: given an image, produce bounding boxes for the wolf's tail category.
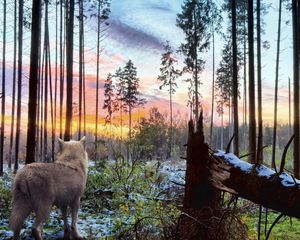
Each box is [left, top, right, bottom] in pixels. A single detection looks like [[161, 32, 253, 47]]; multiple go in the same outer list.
[[9, 178, 32, 234]]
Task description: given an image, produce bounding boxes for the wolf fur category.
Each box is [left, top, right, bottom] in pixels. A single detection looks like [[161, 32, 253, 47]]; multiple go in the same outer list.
[[9, 137, 88, 240]]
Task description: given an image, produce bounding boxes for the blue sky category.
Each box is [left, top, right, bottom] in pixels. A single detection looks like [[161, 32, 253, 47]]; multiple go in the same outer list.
[[0, 0, 295, 124]]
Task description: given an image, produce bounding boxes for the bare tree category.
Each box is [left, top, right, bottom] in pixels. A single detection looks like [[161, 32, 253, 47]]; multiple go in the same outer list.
[[292, 0, 299, 178], [25, 0, 41, 164], [271, 0, 282, 170], [14, 0, 24, 172], [0, 0, 7, 175], [232, 0, 239, 156], [64, 0, 75, 141], [248, 0, 256, 164]]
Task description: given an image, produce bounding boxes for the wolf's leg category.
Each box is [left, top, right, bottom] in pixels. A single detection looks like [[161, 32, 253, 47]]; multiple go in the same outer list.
[[10, 192, 31, 240], [61, 206, 70, 239], [70, 198, 83, 239], [32, 205, 51, 240]]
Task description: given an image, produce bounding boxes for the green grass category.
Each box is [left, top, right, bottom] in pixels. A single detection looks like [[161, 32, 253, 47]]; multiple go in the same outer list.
[[242, 208, 300, 240]]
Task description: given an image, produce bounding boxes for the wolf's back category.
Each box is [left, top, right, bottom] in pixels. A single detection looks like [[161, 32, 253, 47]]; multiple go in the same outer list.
[[9, 170, 32, 233]]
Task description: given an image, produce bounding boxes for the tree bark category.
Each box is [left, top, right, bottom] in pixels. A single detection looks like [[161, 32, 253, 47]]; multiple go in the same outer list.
[[64, 0, 74, 141], [248, 0, 256, 164], [231, 0, 239, 156], [271, 0, 282, 171], [177, 114, 220, 239], [0, 0, 6, 175], [257, 0, 263, 163], [25, 0, 41, 164], [9, 0, 18, 169], [211, 150, 300, 219], [14, 0, 24, 172], [293, 0, 300, 179]]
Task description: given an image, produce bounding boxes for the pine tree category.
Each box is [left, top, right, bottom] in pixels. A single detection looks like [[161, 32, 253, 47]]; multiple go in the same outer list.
[[122, 60, 146, 140], [94, 0, 111, 142], [158, 41, 181, 157], [177, 0, 218, 125], [103, 73, 116, 137]]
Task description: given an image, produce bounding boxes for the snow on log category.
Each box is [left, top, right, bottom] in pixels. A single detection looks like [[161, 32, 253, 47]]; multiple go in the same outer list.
[[210, 150, 300, 219]]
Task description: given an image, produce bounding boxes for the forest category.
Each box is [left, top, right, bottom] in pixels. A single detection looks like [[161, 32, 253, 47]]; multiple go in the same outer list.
[[0, 0, 300, 239]]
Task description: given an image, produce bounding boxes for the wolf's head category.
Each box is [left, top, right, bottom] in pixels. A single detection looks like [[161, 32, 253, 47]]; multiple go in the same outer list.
[[56, 137, 89, 174]]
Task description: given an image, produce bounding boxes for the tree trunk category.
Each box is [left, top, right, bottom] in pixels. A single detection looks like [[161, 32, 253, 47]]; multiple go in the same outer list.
[[193, 9, 199, 124], [95, 0, 100, 142], [9, 0, 18, 169], [293, 0, 300, 179], [0, 0, 6, 175], [169, 78, 173, 158], [43, 1, 50, 162], [78, 0, 83, 139], [257, 0, 263, 163], [64, 0, 74, 141], [211, 150, 300, 219], [231, 0, 239, 156], [25, 0, 41, 165], [209, 29, 215, 146], [59, 0, 64, 139], [14, 0, 24, 173], [272, 0, 282, 170], [248, 0, 256, 164]]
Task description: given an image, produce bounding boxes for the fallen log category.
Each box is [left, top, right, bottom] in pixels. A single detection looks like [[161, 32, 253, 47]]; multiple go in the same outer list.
[[210, 150, 300, 219]]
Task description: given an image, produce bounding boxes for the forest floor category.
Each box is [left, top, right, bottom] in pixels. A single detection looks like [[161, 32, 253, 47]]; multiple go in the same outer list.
[[1, 158, 300, 239]]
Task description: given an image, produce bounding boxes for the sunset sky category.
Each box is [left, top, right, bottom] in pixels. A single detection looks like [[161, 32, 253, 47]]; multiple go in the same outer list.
[[0, 0, 295, 131]]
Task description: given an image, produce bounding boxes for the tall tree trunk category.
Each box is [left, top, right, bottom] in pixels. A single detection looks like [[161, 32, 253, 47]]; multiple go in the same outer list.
[[243, 11, 247, 151], [78, 0, 83, 139], [257, 0, 263, 163], [193, 9, 199, 124], [289, 77, 291, 137], [59, 1, 64, 139], [248, 0, 256, 164], [169, 78, 173, 157], [232, 0, 239, 156], [95, 0, 100, 142], [25, 0, 41, 165], [271, 0, 282, 170], [64, 0, 74, 141], [209, 28, 215, 146], [0, 0, 7, 175], [14, 0, 24, 172], [43, 0, 49, 162], [293, 0, 299, 178], [9, 0, 18, 168], [54, 0, 58, 153], [83, 33, 86, 136]]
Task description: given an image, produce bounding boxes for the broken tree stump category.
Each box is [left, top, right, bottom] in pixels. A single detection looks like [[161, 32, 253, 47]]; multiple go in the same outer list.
[[176, 115, 223, 240]]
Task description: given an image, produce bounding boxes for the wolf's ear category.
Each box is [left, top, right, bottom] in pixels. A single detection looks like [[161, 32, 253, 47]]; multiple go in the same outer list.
[[57, 137, 64, 152], [80, 136, 86, 149]]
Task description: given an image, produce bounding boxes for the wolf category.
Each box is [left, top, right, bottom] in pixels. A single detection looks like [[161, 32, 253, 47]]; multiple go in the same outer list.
[[9, 137, 88, 240]]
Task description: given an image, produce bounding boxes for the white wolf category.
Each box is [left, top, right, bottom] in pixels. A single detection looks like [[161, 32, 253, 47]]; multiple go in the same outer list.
[[9, 137, 88, 240]]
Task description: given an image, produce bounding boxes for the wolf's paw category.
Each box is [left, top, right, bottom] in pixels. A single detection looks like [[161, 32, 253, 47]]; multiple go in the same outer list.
[[63, 226, 71, 239], [71, 229, 83, 240]]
